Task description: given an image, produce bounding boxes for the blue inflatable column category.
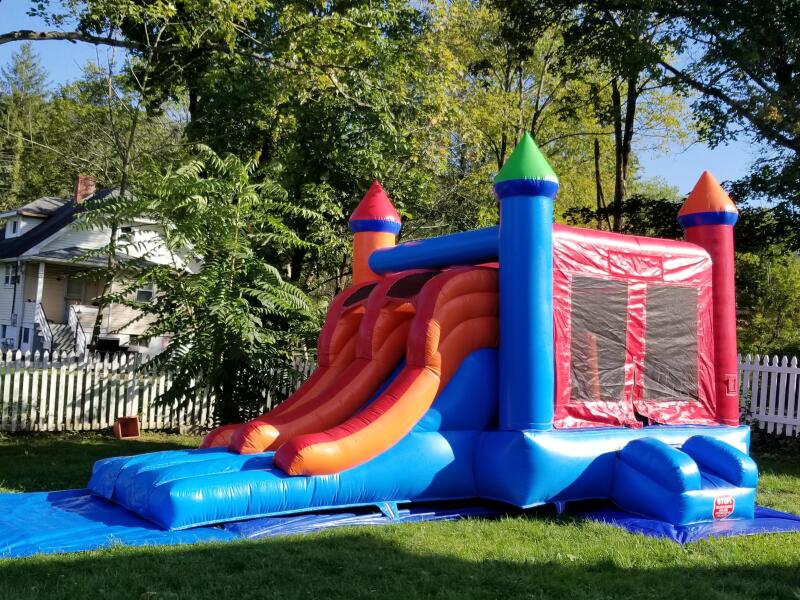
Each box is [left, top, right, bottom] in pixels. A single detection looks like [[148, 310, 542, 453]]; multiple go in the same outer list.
[[494, 133, 560, 431]]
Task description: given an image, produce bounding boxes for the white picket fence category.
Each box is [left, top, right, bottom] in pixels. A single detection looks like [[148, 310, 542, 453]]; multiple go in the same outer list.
[[739, 354, 800, 437], [0, 350, 315, 433], [0, 349, 797, 435]]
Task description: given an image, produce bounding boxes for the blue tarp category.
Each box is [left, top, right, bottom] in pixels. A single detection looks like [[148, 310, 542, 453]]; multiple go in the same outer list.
[[577, 505, 800, 544], [0, 489, 235, 558], [0, 490, 506, 558], [2, 489, 799, 558]]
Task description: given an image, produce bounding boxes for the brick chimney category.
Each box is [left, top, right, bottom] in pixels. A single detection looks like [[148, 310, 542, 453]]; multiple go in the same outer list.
[[73, 175, 97, 204]]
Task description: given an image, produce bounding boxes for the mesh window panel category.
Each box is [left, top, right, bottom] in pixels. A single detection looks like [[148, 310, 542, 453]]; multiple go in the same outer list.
[[643, 285, 699, 403], [570, 277, 628, 403]]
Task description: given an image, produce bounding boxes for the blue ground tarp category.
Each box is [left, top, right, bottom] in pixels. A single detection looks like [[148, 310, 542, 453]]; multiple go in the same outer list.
[[0, 489, 236, 558], [1, 489, 799, 558], [0, 490, 506, 558], [577, 505, 800, 544]]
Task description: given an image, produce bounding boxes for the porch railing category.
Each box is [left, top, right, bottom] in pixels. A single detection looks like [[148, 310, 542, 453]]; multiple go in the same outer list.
[[67, 304, 88, 357], [34, 303, 53, 352]]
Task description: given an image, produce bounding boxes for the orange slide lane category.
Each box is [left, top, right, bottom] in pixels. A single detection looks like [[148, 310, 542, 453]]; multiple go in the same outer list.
[[229, 270, 441, 454], [199, 280, 377, 449], [275, 267, 499, 476]]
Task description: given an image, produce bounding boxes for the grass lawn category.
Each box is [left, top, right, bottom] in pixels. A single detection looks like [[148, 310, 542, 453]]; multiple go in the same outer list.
[[0, 431, 798, 599]]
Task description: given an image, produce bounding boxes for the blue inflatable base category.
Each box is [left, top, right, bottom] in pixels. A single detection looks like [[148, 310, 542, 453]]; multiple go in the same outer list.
[[577, 504, 800, 544]]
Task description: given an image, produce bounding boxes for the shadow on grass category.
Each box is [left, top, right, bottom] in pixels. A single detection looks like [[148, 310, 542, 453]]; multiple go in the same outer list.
[[0, 432, 197, 492], [0, 530, 798, 600]]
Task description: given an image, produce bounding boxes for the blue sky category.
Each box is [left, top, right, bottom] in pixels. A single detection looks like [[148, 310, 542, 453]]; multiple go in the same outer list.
[[0, 0, 756, 195]]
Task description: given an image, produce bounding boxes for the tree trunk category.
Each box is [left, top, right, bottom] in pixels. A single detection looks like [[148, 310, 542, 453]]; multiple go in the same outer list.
[[611, 78, 624, 232], [610, 76, 640, 233], [621, 74, 639, 213], [594, 138, 610, 230]]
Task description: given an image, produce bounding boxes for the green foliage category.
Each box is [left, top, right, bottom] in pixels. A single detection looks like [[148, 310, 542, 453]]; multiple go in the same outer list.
[[736, 204, 800, 255], [0, 48, 186, 207], [736, 252, 800, 358], [78, 147, 321, 423], [496, 0, 800, 210], [0, 43, 49, 208], [562, 194, 683, 238], [654, 1, 800, 206]]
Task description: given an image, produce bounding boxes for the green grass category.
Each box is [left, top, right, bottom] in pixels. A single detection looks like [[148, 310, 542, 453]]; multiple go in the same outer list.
[[0, 431, 200, 493], [0, 431, 798, 600]]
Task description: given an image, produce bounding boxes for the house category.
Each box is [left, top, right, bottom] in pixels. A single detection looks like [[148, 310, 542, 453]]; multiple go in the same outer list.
[[0, 175, 189, 357]]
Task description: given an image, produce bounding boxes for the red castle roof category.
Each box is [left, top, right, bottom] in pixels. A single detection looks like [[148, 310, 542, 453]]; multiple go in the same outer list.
[[349, 181, 401, 225]]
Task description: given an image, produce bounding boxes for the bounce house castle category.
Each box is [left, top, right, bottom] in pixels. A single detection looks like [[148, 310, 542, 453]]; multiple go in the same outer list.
[[91, 133, 757, 528], [3, 134, 800, 557]]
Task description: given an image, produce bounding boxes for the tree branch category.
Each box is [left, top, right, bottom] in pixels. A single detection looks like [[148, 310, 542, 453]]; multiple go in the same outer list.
[[0, 29, 144, 51], [659, 59, 798, 152]]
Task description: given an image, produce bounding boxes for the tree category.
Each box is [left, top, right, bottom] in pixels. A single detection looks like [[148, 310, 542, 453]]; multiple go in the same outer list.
[[80, 146, 321, 423], [497, 0, 690, 231], [736, 252, 800, 358], [496, 0, 800, 213], [0, 43, 48, 208], [646, 1, 800, 206], [141, 0, 455, 295], [430, 0, 618, 233]]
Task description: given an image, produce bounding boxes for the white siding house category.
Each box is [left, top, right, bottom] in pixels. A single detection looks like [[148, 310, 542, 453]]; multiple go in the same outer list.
[[0, 176, 188, 357]]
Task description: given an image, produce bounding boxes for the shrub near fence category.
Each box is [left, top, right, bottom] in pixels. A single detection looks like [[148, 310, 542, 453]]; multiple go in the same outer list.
[[0, 351, 315, 433]]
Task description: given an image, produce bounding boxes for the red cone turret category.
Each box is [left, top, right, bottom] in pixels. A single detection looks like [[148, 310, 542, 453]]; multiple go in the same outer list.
[[349, 181, 401, 284]]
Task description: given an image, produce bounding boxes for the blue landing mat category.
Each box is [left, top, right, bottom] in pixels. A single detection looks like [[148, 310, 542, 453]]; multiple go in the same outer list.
[[578, 505, 800, 544]]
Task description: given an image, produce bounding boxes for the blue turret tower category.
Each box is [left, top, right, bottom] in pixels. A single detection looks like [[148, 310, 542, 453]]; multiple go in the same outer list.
[[493, 132, 559, 431]]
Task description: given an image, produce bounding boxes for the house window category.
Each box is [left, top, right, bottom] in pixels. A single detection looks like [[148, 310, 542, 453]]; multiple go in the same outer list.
[[65, 278, 84, 300], [21, 328, 30, 344], [118, 226, 133, 242], [3, 264, 18, 287], [135, 283, 155, 303], [11, 220, 18, 235], [0, 325, 6, 338]]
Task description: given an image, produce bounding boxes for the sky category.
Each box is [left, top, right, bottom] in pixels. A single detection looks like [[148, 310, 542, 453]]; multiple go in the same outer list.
[[0, 0, 758, 196]]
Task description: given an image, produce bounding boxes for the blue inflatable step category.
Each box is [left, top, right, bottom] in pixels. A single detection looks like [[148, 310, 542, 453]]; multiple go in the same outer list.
[[611, 436, 758, 526]]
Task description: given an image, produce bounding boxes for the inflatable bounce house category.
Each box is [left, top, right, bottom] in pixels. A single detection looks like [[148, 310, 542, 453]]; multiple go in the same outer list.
[[3, 133, 800, 557]]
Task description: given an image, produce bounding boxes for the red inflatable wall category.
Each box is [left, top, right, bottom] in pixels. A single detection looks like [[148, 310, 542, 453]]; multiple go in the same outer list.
[[552, 225, 717, 428]]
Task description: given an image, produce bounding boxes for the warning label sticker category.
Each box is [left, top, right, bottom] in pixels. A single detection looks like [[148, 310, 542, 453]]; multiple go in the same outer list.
[[713, 495, 735, 519]]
